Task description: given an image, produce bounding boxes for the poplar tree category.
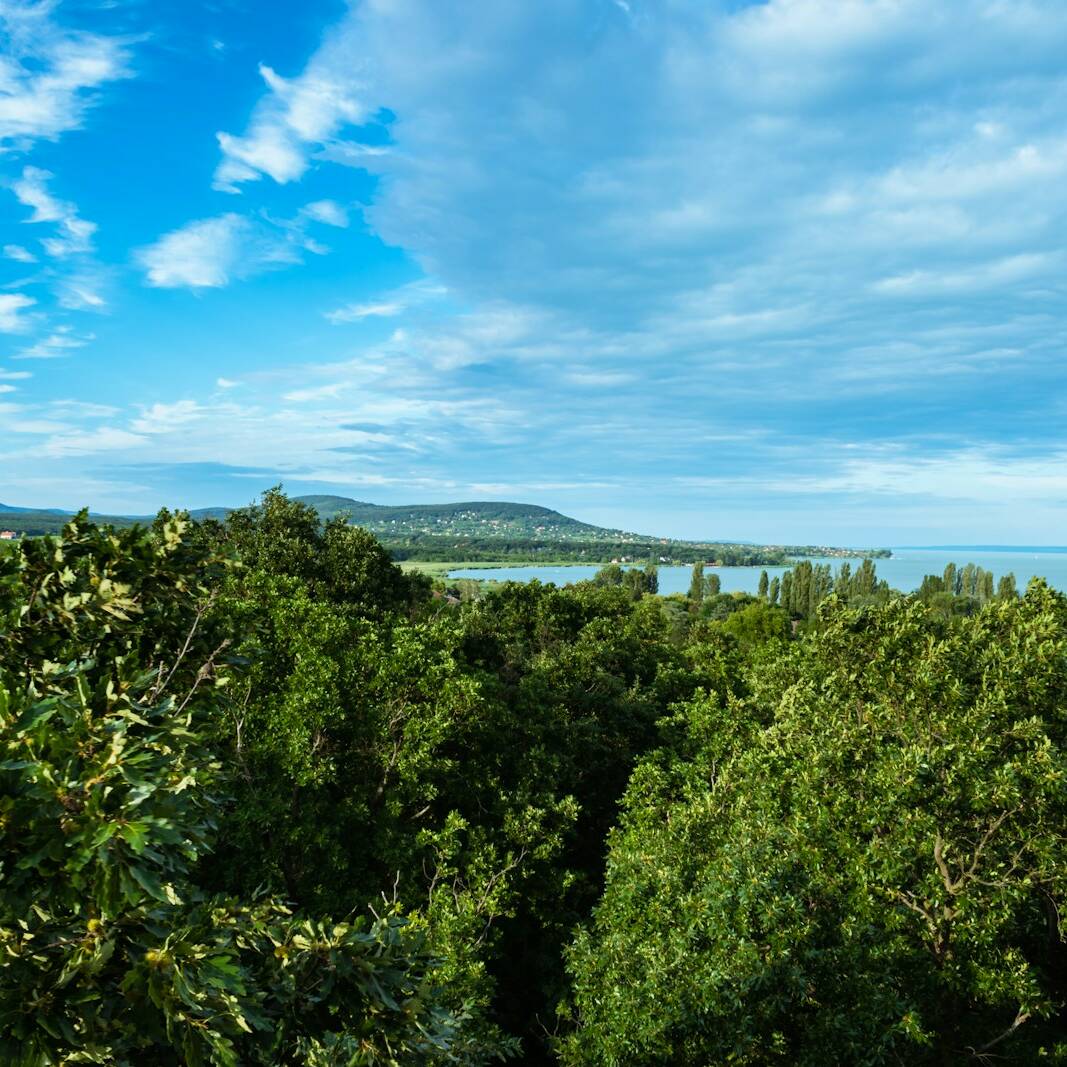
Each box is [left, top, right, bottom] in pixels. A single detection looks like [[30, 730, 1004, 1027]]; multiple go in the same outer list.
[[768, 577, 780, 606], [644, 564, 659, 595], [758, 570, 769, 600], [998, 573, 1018, 599], [960, 563, 978, 599], [835, 562, 852, 597], [853, 558, 877, 598], [705, 572, 721, 597], [979, 569, 995, 602], [943, 562, 959, 596], [689, 562, 705, 606]]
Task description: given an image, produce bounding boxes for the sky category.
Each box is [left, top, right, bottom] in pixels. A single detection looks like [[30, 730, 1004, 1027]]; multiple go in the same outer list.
[[2, 0, 1067, 545]]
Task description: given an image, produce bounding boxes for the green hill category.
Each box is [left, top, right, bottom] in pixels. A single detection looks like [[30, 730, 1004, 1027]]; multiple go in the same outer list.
[[290, 496, 633, 541], [0, 496, 887, 563]]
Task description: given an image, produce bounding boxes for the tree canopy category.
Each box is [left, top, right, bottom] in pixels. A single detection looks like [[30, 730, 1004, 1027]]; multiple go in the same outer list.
[[2, 495, 1063, 1065]]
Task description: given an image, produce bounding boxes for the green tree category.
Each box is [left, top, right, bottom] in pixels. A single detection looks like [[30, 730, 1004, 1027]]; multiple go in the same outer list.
[[592, 563, 624, 587], [917, 574, 945, 599], [704, 571, 721, 597], [960, 562, 979, 599], [980, 568, 995, 602], [852, 557, 878, 598], [944, 562, 959, 596], [835, 561, 852, 596], [719, 601, 790, 648], [688, 562, 705, 606], [203, 500, 735, 1060], [758, 570, 769, 600], [219, 487, 426, 616], [780, 572, 793, 616], [998, 572, 1019, 599], [644, 563, 659, 595], [566, 587, 1067, 1065], [0, 515, 491, 1066], [768, 576, 780, 606]]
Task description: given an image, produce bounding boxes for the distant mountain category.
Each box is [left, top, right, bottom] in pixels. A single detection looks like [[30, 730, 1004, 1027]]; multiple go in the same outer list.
[[292, 496, 637, 542], [0, 494, 886, 560], [0, 502, 68, 515], [0, 495, 639, 544]]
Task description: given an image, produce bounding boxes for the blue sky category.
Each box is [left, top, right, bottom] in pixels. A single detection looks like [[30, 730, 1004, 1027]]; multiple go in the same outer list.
[[2, 0, 1067, 544]]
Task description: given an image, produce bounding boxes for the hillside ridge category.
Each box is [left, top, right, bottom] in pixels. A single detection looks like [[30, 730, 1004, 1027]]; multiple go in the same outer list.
[[0, 495, 888, 560]]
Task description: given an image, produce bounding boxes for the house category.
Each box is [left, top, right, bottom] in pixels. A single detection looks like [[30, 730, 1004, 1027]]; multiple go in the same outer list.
[[0, 531, 16, 540]]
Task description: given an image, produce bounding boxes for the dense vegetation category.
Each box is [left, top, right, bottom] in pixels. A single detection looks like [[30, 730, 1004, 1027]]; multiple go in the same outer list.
[[1, 492, 1063, 1064]]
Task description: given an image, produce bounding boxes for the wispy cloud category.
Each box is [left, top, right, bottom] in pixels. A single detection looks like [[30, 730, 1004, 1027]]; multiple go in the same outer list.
[[325, 301, 403, 324], [37, 426, 149, 459], [283, 382, 348, 402], [137, 213, 299, 289], [0, 0, 132, 149], [0, 293, 35, 332], [214, 62, 368, 191], [14, 328, 92, 360], [3, 243, 36, 263], [56, 269, 108, 310], [302, 199, 348, 227], [11, 167, 96, 257], [130, 400, 206, 434]]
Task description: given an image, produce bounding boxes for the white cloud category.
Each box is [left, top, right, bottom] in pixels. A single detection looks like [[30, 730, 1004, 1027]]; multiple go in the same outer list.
[[137, 215, 243, 289], [872, 253, 1055, 295], [130, 400, 205, 434], [0, 293, 34, 331], [774, 447, 1067, 505], [37, 426, 148, 458], [137, 213, 299, 289], [0, 0, 132, 149], [3, 243, 36, 263], [0, 368, 31, 380], [11, 166, 96, 257], [57, 273, 107, 310], [564, 369, 636, 387], [325, 301, 404, 324], [15, 329, 92, 360], [48, 399, 119, 419], [214, 61, 367, 191], [216, 377, 241, 389], [302, 199, 348, 227], [0, 384, 15, 393], [283, 382, 348, 402]]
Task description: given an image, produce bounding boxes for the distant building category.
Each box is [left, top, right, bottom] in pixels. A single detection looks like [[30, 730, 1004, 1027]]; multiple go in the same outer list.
[[0, 531, 15, 540]]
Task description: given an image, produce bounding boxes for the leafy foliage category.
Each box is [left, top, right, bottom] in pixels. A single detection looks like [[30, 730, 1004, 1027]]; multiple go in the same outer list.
[[0, 514, 496, 1065], [5, 497, 1064, 1065], [565, 587, 1067, 1064]]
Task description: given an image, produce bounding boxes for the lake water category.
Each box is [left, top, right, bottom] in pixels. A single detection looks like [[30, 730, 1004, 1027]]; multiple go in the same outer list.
[[448, 548, 1067, 595]]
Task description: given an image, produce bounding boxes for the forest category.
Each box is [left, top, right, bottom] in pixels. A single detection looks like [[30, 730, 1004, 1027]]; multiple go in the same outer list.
[[0, 490, 1063, 1065]]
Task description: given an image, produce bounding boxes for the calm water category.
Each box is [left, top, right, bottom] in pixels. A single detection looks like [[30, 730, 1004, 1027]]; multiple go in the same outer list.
[[448, 548, 1067, 595]]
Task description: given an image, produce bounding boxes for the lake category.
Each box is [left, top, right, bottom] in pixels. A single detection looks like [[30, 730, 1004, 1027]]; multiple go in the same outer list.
[[448, 547, 1067, 595]]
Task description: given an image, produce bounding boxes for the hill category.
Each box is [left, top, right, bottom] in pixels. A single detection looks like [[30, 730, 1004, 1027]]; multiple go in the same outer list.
[[0, 495, 888, 563], [289, 496, 633, 542], [0, 502, 68, 515]]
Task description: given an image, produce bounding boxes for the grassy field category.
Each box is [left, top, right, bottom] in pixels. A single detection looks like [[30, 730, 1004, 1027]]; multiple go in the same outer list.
[[399, 559, 594, 580]]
